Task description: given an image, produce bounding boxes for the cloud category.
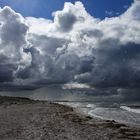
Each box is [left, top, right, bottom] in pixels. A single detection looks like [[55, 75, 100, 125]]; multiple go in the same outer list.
[[53, 2, 90, 32], [0, 0, 140, 95], [0, 6, 30, 84], [0, 64, 14, 82], [105, 11, 114, 16], [123, 0, 140, 21], [62, 82, 91, 89]]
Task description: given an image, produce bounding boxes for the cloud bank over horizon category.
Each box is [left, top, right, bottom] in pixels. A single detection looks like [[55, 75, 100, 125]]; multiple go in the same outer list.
[[0, 0, 140, 92]]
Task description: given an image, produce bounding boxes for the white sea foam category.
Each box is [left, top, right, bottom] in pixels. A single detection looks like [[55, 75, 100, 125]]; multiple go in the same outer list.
[[86, 104, 96, 108], [120, 106, 140, 114], [88, 110, 106, 120]]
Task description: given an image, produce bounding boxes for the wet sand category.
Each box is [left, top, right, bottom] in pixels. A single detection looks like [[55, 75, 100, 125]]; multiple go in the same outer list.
[[0, 96, 139, 140]]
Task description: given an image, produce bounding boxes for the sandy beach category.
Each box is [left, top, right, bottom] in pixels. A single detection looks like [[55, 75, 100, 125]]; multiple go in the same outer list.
[[0, 96, 139, 140]]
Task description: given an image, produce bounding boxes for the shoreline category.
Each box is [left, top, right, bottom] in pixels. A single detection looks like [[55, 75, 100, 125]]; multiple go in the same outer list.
[[56, 101, 140, 128], [0, 96, 140, 140], [56, 101, 140, 127]]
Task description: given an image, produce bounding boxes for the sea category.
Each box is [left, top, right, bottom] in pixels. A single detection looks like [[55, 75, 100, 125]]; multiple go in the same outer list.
[[58, 101, 140, 126]]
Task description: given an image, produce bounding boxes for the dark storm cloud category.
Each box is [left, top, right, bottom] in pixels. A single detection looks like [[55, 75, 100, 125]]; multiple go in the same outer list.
[[0, 83, 40, 91], [90, 42, 140, 87], [0, 64, 14, 82], [117, 88, 140, 102]]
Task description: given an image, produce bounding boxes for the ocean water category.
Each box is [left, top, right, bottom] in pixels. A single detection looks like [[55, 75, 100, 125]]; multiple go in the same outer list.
[[58, 101, 140, 126]]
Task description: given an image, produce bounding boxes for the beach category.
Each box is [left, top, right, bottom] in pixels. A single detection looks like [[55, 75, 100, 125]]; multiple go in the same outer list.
[[0, 96, 139, 140]]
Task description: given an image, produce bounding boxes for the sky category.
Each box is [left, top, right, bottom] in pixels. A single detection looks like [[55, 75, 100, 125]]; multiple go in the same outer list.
[[0, 0, 133, 19], [0, 0, 140, 101]]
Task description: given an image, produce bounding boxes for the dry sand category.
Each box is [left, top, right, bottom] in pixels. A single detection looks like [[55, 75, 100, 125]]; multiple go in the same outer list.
[[0, 96, 139, 140]]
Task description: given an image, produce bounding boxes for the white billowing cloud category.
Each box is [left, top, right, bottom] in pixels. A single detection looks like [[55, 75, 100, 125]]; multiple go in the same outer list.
[[0, 6, 31, 82], [53, 1, 92, 32], [26, 17, 52, 35], [0, 6, 32, 71], [0, 1, 140, 89], [123, 0, 140, 21], [0, 7, 29, 59]]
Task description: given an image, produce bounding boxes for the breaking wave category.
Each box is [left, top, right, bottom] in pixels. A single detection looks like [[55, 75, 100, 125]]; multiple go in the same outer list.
[[120, 106, 140, 114]]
